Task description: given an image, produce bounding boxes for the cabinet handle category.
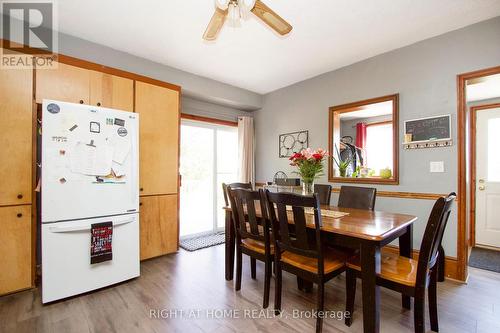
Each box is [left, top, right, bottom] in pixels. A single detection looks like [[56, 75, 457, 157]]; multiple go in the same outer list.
[[97, 102, 101, 107], [79, 100, 84, 104], [140, 188, 144, 192], [17, 194, 23, 199], [139, 202, 143, 206], [17, 213, 23, 218]]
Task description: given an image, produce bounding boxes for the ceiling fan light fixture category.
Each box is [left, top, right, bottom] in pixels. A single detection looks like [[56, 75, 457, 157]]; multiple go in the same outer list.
[[215, 0, 229, 10], [203, 0, 292, 41], [227, 1, 241, 27], [239, 0, 256, 19]]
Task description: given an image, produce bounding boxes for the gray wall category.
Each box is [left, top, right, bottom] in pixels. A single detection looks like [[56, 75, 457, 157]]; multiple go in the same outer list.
[[254, 16, 500, 257]]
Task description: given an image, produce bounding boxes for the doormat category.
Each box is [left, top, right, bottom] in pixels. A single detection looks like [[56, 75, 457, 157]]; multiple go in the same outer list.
[[469, 247, 500, 273], [180, 232, 225, 252]]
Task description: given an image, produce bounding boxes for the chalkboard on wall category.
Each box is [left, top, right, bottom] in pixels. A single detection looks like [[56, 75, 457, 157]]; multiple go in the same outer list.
[[404, 115, 451, 142]]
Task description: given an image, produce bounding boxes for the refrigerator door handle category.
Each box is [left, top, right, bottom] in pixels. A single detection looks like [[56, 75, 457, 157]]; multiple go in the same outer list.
[[49, 218, 135, 233]]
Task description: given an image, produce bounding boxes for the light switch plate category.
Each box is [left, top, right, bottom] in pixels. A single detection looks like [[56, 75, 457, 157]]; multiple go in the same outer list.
[[430, 161, 445, 173]]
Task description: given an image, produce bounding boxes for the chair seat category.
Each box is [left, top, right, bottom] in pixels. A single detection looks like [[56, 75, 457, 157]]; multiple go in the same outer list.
[[241, 238, 274, 254], [346, 249, 418, 286], [280, 248, 347, 274]]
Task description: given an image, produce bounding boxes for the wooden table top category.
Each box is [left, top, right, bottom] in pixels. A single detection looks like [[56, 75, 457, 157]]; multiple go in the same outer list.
[[224, 204, 417, 242]]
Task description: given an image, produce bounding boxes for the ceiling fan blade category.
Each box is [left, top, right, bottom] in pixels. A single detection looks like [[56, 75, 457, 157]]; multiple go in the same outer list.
[[251, 0, 292, 36], [203, 8, 228, 41]]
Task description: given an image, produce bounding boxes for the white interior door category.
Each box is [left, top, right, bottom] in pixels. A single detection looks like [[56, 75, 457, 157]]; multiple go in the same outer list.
[[475, 107, 500, 248]]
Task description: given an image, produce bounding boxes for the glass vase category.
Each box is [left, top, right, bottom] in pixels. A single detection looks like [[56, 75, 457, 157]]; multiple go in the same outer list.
[[302, 179, 314, 195]]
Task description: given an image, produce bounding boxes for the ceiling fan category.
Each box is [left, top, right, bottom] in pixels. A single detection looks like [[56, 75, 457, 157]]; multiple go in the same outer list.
[[203, 0, 293, 41]]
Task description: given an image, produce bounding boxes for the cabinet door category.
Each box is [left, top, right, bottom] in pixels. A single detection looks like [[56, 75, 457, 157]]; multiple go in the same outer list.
[[35, 62, 90, 104], [0, 65, 33, 206], [90, 71, 134, 111], [135, 81, 179, 196], [0, 205, 32, 295], [139, 195, 178, 260]]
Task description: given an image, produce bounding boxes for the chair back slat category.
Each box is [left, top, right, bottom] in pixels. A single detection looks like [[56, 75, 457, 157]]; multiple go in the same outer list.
[[338, 185, 377, 210], [228, 187, 268, 245], [416, 193, 456, 287], [291, 206, 311, 251], [265, 190, 322, 260]]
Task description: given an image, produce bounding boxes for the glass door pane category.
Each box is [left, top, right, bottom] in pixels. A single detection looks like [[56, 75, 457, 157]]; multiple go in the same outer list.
[[179, 123, 214, 237], [216, 127, 238, 229]]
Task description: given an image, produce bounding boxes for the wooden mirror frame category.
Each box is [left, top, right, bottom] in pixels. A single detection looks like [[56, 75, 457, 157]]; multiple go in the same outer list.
[[328, 94, 399, 185]]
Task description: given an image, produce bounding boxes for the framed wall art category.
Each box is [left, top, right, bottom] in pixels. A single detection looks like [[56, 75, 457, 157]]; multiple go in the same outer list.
[[279, 130, 308, 158]]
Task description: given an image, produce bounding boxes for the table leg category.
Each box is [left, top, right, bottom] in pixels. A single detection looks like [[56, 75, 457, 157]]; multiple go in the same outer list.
[[225, 210, 235, 281], [399, 224, 413, 309], [360, 242, 381, 333]]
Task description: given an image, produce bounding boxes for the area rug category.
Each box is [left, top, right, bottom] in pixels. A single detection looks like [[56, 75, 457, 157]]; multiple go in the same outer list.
[[469, 247, 500, 273], [180, 232, 225, 252]]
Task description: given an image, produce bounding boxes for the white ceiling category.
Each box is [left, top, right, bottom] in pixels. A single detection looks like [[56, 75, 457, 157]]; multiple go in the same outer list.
[[54, 0, 500, 94], [467, 74, 500, 102]]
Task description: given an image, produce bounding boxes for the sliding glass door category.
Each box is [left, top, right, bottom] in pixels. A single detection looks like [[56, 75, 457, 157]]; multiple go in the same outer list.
[[180, 119, 238, 238]]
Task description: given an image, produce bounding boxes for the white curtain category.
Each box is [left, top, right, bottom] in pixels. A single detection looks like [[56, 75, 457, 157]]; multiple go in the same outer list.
[[238, 116, 255, 184]]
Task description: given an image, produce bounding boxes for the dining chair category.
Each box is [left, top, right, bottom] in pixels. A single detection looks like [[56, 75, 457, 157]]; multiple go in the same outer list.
[[344, 192, 456, 333], [337, 185, 377, 210], [265, 190, 348, 333], [223, 182, 257, 277], [313, 184, 332, 205], [227, 187, 273, 308]]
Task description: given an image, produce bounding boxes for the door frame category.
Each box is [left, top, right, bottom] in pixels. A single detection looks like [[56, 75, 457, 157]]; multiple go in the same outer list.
[[469, 103, 500, 248], [179, 116, 238, 239], [457, 65, 500, 281]]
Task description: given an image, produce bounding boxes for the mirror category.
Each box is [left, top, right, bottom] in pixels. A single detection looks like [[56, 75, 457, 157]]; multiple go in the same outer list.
[[328, 94, 399, 184]]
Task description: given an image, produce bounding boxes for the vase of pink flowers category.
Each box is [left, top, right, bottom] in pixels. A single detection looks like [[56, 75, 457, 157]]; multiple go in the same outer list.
[[289, 148, 328, 195]]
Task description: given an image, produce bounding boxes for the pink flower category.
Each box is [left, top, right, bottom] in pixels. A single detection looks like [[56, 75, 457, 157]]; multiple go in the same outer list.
[[301, 148, 313, 159]]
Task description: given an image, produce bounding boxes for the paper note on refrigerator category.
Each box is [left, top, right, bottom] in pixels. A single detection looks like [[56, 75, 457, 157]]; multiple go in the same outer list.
[[109, 134, 131, 165], [70, 141, 114, 176]]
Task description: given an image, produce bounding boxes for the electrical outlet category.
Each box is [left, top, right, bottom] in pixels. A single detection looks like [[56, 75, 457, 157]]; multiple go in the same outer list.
[[430, 161, 445, 173]]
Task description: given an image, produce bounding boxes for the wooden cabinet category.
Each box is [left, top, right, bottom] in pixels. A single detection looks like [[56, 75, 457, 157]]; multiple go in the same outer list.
[[90, 71, 134, 111], [36, 62, 90, 104], [0, 205, 32, 295], [139, 195, 178, 260], [135, 81, 179, 196], [0, 65, 33, 206], [36, 63, 134, 111]]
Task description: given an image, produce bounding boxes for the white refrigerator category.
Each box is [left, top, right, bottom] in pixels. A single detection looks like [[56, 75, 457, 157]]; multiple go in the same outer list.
[[41, 100, 140, 303]]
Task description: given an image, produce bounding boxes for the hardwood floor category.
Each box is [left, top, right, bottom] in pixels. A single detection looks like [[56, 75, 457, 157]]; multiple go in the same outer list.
[[1, 245, 500, 332]]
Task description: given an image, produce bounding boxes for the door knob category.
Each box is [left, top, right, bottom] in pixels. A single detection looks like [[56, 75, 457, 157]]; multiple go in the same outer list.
[[479, 179, 485, 183], [479, 185, 485, 191]]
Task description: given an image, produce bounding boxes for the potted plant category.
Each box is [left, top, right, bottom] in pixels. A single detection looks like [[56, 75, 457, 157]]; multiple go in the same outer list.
[[289, 148, 328, 195], [334, 145, 352, 177]]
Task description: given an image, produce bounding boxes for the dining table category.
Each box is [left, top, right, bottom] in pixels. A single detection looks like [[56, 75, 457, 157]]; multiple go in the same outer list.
[[223, 191, 418, 333]]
